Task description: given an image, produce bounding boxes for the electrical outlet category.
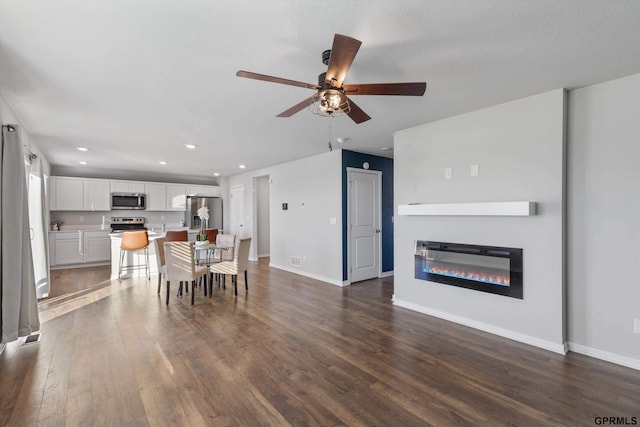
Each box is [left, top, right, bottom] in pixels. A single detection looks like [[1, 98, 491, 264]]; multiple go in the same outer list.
[[634, 318, 640, 334], [79, 216, 84, 222]]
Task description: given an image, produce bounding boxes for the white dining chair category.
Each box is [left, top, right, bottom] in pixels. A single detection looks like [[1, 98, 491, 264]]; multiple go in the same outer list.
[[163, 241, 208, 305], [209, 237, 251, 296], [154, 236, 167, 294], [214, 233, 236, 262]]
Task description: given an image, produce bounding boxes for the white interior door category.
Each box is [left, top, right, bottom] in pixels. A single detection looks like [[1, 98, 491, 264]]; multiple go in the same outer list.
[[230, 185, 245, 236], [348, 169, 381, 282]]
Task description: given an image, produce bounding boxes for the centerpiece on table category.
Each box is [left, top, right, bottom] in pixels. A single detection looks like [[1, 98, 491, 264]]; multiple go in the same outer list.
[[195, 206, 209, 245]]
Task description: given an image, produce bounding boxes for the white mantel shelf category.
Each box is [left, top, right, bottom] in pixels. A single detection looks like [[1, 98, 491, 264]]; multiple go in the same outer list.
[[397, 201, 536, 216]]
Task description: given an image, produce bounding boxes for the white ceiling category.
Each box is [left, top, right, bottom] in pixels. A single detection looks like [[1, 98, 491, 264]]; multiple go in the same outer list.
[[2, 1, 640, 181]]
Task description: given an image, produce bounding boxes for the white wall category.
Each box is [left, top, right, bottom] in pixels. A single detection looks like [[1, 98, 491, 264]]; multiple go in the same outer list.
[[394, 89, 566, 353], [228, 149, 344, 285], [1, 97, 51, 176], [567, 73, 640, 368]]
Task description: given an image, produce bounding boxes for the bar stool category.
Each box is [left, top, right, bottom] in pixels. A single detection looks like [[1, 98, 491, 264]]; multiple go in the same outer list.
[[118, 231, 150, 280]]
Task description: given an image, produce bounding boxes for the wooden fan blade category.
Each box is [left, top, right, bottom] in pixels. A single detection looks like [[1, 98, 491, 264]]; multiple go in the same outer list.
[[343, 97, 371, 124], [325, 34, 362, 88], [277, 96, 316, 117], [343, 82, 427, 96], [236, 70, 319, 90]]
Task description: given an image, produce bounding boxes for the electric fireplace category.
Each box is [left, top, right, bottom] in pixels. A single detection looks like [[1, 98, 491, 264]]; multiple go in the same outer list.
[[415, 241, 523, 299]]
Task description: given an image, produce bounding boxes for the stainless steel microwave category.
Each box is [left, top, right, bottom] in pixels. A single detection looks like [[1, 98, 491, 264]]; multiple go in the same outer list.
[[111, 193, 146, 210]]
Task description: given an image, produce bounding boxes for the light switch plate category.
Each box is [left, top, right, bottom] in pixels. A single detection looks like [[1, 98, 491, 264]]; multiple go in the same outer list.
[[445, 168, 452, 179], [470, 164, 479, 177]]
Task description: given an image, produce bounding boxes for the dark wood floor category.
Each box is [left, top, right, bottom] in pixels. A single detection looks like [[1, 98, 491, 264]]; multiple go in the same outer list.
[[1, 259, 639, 426]]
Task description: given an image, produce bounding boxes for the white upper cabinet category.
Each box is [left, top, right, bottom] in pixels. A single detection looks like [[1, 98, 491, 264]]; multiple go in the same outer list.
[[186, 185, 220, 197], [50, 177, 220, 212], [111, 180, 145, 193], [166, 185, 187, 211], [83, 179, 111, 211], [51, 176, 109, 211], [50, 177, 84, 211], [145, 183, 167, 211]]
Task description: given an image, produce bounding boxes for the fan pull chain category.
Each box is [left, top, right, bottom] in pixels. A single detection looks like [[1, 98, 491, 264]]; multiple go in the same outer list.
[[328, 119, 333, 151]]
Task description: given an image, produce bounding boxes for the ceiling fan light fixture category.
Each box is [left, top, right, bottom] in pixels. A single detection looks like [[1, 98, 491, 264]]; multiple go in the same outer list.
[[310, 89, 350, 117]]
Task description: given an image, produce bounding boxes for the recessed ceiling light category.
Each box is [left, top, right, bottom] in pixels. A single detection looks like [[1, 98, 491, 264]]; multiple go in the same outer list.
[[159, 161, 167, 165], [336, 137, 349, 144], [380, 146, 393, 151], [185, 144, 197, 149], [213, 172, 220, 177], [76, 146, 88, 151], [79, 161, 88, 165], [239, 164, 246, 169]]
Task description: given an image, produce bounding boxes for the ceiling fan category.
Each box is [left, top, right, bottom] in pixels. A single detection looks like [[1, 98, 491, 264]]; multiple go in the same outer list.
[[236, 34, 427, 124]]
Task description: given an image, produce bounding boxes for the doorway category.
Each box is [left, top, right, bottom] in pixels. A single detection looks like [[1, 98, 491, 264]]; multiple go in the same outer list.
[[347, 168, 382, 283], [255, 175, 270, 258]]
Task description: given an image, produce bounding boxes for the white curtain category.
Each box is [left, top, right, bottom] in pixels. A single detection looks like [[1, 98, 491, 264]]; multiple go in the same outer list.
[[1, 125, 40, 343], [26, 155, 50, 299]]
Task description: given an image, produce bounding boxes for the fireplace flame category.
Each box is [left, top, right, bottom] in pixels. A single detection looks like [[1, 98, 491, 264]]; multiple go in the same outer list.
[[425, 266, 510, 286]]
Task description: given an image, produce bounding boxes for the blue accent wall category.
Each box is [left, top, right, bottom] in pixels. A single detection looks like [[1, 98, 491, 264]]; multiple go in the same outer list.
[[342, 150, 394, 281]]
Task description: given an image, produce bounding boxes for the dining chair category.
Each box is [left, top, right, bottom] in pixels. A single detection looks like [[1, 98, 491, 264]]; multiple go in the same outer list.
[[204, 228, 218, 243], [118, 231, 150, 280], [164, 230, 190, 293], [214, 233, 236, 262], [154, 236, 167, 294], [165, 230, 188, 241], [208, 237, 251, 296], [163, 241, 208, 305]]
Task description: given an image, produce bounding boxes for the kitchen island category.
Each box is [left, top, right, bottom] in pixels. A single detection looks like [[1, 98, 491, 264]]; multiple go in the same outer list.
[[109, 232, 164, 280]]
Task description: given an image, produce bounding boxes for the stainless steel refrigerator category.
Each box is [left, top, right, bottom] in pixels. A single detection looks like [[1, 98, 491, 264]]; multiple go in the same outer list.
[[186, 196, 223, 230]]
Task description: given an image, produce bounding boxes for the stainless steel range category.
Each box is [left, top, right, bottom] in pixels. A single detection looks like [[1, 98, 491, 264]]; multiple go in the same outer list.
[[110, 217, 146, 233]]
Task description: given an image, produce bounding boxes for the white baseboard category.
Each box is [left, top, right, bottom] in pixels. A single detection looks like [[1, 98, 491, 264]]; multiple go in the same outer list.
[[379, 270, 394, 278], [392, 298, 567, 355], [50, 261, 109, 270], [568, 342, 640, 371], [269, 263, 347, 287]]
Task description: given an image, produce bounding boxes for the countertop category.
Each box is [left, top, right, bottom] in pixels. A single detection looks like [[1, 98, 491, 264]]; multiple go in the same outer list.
[[49, 224, 193, 233], [49, 225, 111, 233]]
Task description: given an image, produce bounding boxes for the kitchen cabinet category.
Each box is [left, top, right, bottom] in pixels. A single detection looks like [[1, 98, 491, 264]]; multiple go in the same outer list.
[[51, 176, 221, 212], [83, 231, 112, 263], [52, 231, 84, 265], [50, 177, 84, 211], [50, 230, 111, 266], [145, 183, 167, 211], [83, 179, 111, 211], [50, 177, 110, 211], [111, 180, 145, 193], [186, 185, 220, 197], [166, 185, 187, 211]]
